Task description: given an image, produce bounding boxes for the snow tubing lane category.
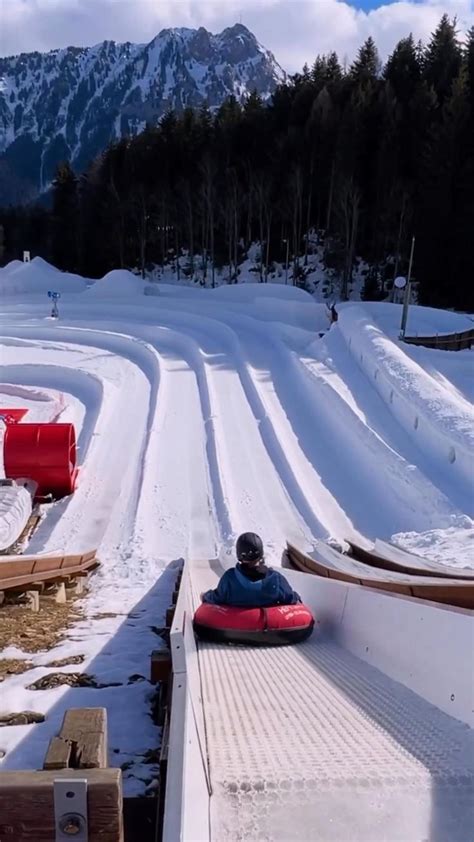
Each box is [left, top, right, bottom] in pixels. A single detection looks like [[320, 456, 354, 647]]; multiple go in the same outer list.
[[193, 603, 315, 647]]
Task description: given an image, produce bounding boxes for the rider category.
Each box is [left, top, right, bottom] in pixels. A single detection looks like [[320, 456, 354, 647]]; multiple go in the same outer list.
[[201, 532, 301, 608]]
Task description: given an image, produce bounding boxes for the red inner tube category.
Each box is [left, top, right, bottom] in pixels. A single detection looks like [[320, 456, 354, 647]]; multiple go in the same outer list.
[[193, 602, 315, 646]]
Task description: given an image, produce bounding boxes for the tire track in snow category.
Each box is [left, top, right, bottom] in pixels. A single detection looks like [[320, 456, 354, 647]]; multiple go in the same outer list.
[[129, 324, 226, 562], [0, 328, 155, 555], [203, 311, 463, 544], [146, 309, 317, 559]]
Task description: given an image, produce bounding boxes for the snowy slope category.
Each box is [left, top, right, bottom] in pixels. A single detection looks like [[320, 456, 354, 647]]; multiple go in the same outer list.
[[0, 262, 472, 793], [0, 24, 284, 199]]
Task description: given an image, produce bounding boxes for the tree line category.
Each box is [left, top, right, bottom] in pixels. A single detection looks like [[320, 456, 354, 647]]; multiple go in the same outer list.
[[1, 15, 473, 310]]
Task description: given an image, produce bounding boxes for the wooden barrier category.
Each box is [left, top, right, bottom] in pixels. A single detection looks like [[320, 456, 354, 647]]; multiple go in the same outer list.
[[0, 707, 123, 841], [403, 326, 474, 351], [287, 542, 474, 609], [0, 769, 123, 841], [0, 550, 99, 610]]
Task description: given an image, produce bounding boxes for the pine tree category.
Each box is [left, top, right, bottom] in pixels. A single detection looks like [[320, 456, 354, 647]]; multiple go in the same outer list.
[[52, 161, 78, 271], [311, 56, 325, 84], [384, 35, 422, 101], [325, 52, 343, 84], [418, 67, 473, 308], [466, 26, 474, 109], [424, 14, 462, 104], [351, 37, 380, 82]]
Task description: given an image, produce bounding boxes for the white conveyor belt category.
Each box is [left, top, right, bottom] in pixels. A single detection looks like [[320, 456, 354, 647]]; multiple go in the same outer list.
[[168, 560, 474, 842]]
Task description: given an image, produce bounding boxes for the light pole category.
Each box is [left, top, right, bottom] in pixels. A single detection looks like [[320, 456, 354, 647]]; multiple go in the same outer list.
[[283, 238, 289, 285], [399, 236, 416, 340]]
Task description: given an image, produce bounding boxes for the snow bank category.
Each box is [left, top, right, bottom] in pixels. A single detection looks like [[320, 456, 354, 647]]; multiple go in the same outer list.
[[338, 305, 474, 495], [205, 283, 327, 333], [392, 518, 474, 570], [369, 302, 474, 338], [86, 269, 145, 297], [0, 482, 34, 551], [0, 258, 87, 294], [208, 282, 312, 303]]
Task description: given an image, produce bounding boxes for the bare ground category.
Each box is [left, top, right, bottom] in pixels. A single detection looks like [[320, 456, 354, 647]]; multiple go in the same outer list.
[[0, 600, 82, 657]]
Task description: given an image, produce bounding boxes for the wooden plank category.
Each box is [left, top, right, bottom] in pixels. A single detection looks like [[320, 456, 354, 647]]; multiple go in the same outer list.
[[287, 543, 474, 609], [43, 736, 72, 770], [63, 708, 108, 769], [0, 560, 35, 577], [349, 539, 474, 580], [43, 708, 108, 771], [0, 557, 99, 592], [31, 556, 66, 573], [31, 556, 68, 574], [0, 549, 97, 564], [0, 768, 123, 842]]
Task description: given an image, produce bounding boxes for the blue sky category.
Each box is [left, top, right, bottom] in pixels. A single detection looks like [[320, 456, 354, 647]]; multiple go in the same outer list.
[[348, 0, 400, 8], [1, 1, 473, 69]]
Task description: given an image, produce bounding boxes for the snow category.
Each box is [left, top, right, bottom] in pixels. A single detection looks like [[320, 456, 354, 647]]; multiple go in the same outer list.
[[0, 260, 472, 792], [0, 482, 34, 551], [0, 26, 282, 163], [337, 304, 474, 501], [0, 257, 87, 295], [85, 268, 145, 297], [392, 521, 474, 568]]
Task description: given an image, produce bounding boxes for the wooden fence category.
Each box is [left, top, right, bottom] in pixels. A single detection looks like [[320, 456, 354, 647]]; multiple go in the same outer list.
[[403, 326, 474, 351]]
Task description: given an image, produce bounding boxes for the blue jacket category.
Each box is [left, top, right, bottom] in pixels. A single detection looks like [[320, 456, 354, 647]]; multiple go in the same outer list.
[[202, 564, 301, 608]]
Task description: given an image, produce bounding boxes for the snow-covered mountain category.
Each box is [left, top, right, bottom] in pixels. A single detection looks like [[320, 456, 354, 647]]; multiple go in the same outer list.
[[0, 24, 285, 203]]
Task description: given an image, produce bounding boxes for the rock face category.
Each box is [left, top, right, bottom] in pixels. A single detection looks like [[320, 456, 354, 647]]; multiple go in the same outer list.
[[0, 24, 285, 203]]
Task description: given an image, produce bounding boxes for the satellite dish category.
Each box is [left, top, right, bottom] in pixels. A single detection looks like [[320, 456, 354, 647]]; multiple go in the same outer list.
[[394, 276, 407, 289]]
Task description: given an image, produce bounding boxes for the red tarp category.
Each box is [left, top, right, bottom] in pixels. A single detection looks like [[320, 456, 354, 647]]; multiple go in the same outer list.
[[0, 408, 29, 424]]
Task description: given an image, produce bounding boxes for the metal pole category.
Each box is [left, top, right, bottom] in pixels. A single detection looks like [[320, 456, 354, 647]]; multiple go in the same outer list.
[[399, 236, 415, 339]]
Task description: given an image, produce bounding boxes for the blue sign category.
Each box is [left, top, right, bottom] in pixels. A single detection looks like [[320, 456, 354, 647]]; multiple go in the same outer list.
[[47, 291, 61, 300]]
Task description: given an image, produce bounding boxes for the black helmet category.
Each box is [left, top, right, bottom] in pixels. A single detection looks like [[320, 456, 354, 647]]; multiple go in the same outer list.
[[236, 532, 264, 563]]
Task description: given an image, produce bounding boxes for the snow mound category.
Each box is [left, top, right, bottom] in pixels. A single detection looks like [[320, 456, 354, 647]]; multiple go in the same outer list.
[[87, 270, 145, 297], [1, 259, 24, 275], [0, 258, 87, 295]]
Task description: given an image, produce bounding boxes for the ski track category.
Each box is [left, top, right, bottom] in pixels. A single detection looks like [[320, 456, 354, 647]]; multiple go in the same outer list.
[[0, 294, 472, 791]]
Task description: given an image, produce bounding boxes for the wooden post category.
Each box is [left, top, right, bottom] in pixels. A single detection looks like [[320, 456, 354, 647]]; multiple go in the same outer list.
[[25, 590, 40, 612], [42, 580, 67, 604], [156, 710, 170, 842], [150, 649, 172, 685], [0, 768, 123, 841], [44, 708, 108, 770]]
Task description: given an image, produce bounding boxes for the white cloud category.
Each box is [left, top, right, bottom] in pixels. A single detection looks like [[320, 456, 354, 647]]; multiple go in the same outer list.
[[0, 0, 473, 69]]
